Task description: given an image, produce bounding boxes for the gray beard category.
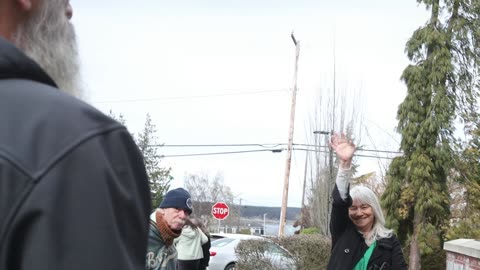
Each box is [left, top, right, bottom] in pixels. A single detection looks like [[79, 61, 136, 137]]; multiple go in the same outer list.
[[13, 0, 82, 98]]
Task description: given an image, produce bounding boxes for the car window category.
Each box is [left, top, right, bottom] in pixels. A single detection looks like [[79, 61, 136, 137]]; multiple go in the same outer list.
[[210, 235, 225, 241], [266, 243, 288, 256], [211, 238, 235, 247]]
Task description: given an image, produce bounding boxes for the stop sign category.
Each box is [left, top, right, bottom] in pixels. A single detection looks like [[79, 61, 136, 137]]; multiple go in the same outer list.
[[211, 202, 229, 220]]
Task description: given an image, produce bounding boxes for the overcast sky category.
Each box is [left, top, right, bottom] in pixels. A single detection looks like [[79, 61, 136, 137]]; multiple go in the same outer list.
[[72, 1, 429, 207]]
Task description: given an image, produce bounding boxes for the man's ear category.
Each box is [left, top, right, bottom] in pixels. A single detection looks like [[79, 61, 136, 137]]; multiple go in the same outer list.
[[16, 0, 34, 12]]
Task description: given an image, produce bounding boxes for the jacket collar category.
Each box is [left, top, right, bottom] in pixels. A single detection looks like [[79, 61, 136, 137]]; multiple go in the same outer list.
[[0, 37, 57, 87], [369, 237, 394, 265]]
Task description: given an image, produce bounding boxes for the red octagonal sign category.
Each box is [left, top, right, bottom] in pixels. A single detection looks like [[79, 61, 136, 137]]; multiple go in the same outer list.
[[212, 202, 229, 220]]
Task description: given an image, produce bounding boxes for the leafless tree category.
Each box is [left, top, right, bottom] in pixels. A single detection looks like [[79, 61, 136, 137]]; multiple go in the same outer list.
[[183, 172, 236, 228], [305, 82, 364, 236]]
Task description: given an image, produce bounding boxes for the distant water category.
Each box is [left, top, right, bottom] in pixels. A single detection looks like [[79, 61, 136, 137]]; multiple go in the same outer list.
[[264, 222, 296, 236], [211, 220, 297, 236]]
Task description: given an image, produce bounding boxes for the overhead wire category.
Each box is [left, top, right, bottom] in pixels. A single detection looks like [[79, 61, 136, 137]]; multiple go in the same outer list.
[[152, 143, 285, 148], [157, 149, 283, 158], [158, 147, 401, 159], [93, 89, 290, 104], [153, 143, 403, 155]]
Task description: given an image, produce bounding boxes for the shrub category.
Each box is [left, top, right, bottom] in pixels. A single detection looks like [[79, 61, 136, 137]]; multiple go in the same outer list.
[[238, 229, 251, 235], [274, 234, 331, 270], [235, 239, 285, 270], [421, 248, 446, 270], [300, 227, 321, 234], [235, 235, 331, 270]]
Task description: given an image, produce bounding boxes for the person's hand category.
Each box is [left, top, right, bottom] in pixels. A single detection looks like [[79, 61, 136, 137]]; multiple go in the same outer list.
[[330, 133, 355, 168]]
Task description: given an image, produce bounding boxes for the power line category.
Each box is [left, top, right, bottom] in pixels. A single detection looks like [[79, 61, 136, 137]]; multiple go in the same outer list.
[[292, 148, 399, 160], [153, 143, 285, 148], [158, 147, 400, 160], [157, 149, 282, 158], [92, 89, 289, 104], [152, 143, 403, 155]]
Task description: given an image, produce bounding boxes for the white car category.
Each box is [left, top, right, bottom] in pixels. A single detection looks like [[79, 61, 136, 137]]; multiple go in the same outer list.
[[208, 233, 295, 270]]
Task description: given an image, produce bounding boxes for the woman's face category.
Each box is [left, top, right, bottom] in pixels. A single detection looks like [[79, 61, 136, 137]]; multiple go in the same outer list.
[[348, 199, 375, 234]]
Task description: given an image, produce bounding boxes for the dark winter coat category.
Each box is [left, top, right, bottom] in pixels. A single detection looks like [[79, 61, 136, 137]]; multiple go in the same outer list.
[[146, 218, 178, 270], [327, 185, 407, 270], [0, 37, 151, 270], [199, 235, 211, 270]]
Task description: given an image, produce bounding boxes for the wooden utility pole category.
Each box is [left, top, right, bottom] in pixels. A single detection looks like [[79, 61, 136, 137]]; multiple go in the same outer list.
[[300, 150, 308, 231], [279, 32, 300, 237], [237, 198, 242, 232]]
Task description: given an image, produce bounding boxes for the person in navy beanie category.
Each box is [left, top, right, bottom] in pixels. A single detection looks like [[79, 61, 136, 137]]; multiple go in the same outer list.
[[146, 188, 193, 270], [159, 188, 194, 214]]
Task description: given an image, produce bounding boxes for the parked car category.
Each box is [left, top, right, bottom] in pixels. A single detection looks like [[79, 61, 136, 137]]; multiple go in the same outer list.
[[208, 233, 295, 270]]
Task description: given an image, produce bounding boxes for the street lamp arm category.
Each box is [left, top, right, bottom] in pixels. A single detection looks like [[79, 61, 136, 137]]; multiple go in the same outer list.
[[291, 32, 297, 46], [313, 130, 331, 135]]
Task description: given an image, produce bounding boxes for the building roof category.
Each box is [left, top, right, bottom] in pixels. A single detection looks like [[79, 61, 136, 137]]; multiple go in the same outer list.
[[444, 239, 480, 259]]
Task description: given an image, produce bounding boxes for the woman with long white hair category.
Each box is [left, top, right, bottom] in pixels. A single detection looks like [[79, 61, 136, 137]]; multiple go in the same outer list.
[[327, 133, 407, 270]]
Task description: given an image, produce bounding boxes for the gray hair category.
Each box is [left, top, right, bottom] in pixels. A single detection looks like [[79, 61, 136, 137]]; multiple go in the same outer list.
[[13, 0, 82, 97], [350, 185, 392, 245]]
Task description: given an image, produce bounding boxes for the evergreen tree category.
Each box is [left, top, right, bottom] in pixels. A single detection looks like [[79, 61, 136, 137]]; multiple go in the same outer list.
[[136, 114, 173, 208], [382, 0, 480, 269], [107, 111, 173, 208], [108, 110, 127, 126], [447, 126, 480, 240]]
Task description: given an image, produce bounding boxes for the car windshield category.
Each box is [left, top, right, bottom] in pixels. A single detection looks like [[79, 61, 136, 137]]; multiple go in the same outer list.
[[211, 238, 235, 247], [266, 242, 288, 256]]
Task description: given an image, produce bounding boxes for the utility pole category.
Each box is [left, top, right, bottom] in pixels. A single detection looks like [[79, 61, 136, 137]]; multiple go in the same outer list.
[[263, 213, 267, 235], [279, 32, 300, 237], [237, 198, 242, 232], [300, 150, 308, 231]]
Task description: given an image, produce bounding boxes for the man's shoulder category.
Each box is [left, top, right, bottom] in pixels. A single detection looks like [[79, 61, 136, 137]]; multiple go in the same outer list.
[[0, 78, 112, 125], [0, 78, 125, 174]]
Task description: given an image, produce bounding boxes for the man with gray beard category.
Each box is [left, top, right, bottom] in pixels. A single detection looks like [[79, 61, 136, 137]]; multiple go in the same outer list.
[[0, 1, 151, 270]]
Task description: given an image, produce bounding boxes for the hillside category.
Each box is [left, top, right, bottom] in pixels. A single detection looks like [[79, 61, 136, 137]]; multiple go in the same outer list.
[[240, 205, 301, 221], [196, 201, 301, 221]]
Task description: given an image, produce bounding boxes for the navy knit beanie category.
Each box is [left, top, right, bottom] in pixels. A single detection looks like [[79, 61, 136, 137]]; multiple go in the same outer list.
[[159, 188, 193, 214]]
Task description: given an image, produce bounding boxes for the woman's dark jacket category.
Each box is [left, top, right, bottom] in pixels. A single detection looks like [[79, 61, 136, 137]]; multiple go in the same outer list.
[[327, 185, 407, 270], [199, 235, 211, 270]]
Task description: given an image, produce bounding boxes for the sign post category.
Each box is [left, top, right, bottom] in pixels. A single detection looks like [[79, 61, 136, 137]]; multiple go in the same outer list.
[[212, 202, 230, 220]]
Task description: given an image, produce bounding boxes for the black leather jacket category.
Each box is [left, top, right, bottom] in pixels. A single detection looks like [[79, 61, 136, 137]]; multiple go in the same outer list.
[[0, 37, 151, 270]]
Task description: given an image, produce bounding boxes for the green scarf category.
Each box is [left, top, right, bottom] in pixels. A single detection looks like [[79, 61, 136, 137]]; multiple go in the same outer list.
[[353, 241, 377, 270]]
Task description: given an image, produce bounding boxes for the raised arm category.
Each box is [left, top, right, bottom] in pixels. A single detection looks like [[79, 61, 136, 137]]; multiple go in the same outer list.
[[329, 133, 356, 247], [331, 133, 355, 199], [330, 133, 355, 169]]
